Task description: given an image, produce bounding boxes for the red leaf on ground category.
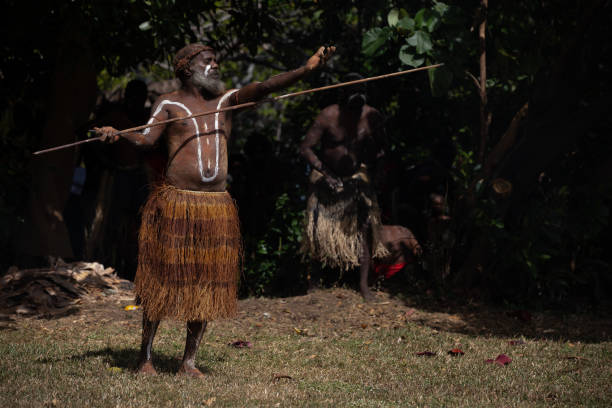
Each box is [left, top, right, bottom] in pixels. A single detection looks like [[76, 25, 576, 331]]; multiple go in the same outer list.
[[448, 348, 464, 356], [416, 351, 436, 356], [486, 354, 512, 366], [509, 340, 526, 346], [228, 340, 252, 348]]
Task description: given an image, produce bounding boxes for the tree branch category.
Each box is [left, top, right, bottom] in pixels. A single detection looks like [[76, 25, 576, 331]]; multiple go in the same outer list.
[[483, 102, 529, 178], [465, 70, 481, 91]]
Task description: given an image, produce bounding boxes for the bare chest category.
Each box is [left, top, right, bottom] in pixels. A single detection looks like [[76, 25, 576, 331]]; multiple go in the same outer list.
[[324, 115, 375, 149], [157, 91, 237, 187]]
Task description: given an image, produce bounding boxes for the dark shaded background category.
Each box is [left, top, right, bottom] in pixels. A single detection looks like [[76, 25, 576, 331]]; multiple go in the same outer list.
[[1, 0, 610, 308]]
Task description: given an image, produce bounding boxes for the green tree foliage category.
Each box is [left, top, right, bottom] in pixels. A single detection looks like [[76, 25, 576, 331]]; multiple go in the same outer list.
[[360, 0, 612, 305]]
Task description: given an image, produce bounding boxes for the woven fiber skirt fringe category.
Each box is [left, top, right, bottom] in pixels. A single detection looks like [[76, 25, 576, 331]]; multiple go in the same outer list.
[[135, 184, 241, 321], [301, 168, 389, 270]]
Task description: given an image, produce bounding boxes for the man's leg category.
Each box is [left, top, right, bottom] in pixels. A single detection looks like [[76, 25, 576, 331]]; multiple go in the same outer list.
[[359, 225, 375, 302], [137, 311, 160, 375], [307, 262, 323, 292], [178, 320, 208, 377]]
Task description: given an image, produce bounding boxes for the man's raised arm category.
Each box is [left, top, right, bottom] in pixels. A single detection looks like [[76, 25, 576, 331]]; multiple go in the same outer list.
[[233, 46, 335, 104]]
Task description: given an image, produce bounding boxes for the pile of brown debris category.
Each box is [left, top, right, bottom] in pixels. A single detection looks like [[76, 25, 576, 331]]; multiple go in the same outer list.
[[0, 262, 133, 319]]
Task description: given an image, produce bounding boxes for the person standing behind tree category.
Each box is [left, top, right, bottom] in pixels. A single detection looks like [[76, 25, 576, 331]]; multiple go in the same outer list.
[[300, 73, 389, 301]]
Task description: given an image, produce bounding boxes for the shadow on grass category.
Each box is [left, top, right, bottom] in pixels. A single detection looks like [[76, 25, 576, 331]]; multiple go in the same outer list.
[[38, 347, 211, 375], [278, 261, 612, 344], [380, 271, 612, 344]]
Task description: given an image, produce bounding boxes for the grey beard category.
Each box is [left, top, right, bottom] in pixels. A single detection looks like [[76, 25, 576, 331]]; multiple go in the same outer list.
[[192, 71, 225, 96]]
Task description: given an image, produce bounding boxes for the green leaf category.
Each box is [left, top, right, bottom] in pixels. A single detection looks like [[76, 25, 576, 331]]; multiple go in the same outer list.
[[424, 15, 439, 32], [414, 9, 427, 28], [433, 1, 449, 17], [362, 27, 390, 56], [399, 45, 424, 67], [387, 9, 399, 27], [139, 21, 152, 31], [407, 30, 433, 54], [415, 8, 439, 32], [397, 16, 415, 31], [492, 219, 504, 229]]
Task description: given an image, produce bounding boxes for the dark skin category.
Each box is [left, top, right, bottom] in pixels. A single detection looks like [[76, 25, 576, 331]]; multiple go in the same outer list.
[[378, 225, 422, 265], [300, 85, 385, 301], [95, 45, 335, 377]]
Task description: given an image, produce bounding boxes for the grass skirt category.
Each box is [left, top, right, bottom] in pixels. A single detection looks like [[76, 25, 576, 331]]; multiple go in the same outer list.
[[301, 167, 388, 270], [135, 184, 241, 321]]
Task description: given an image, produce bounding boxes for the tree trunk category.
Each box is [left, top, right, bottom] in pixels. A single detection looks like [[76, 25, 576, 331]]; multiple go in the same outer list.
[[16, 27, 97, 263], [477, 0, 489, 164]]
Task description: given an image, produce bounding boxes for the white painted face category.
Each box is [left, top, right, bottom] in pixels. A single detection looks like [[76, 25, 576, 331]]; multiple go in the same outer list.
[[204, 64, 211, 77]]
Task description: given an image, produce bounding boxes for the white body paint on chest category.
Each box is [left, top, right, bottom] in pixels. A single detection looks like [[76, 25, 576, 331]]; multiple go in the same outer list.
[[143, 89, 238, 182]]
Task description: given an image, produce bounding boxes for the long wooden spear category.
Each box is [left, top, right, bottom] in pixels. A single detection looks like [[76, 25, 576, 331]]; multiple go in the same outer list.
[[33, 63, 443, 155]]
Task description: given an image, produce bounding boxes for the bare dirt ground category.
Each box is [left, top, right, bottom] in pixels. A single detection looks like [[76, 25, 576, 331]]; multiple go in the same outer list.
[[4, 283, 610, 344]]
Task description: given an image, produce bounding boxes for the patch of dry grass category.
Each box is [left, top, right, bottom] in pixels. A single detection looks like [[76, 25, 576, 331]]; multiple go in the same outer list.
[[1, 289, 611, 407]]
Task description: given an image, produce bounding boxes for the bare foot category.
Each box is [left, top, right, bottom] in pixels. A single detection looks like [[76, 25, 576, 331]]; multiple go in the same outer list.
[[177, 364, 206, 378], [137, 360, 158, 376]]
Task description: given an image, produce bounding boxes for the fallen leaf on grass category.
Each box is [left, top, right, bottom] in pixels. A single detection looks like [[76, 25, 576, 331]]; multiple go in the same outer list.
[[448, 348, 464, 356], [508, 340, 525, 346], [485, 354, 512, 366], [123, 305, 140, 311], [272, 374, 293, 382], [204, 397, 216, 406], [228, 340, 251, 348], [405, 309, 416, 317], [416, 351, 436, 357], [360, 323, 368, 329], [293, 327, 309, 336]]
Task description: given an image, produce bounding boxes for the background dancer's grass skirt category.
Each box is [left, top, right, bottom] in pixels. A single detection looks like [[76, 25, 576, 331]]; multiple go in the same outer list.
[[302, 168, 388, 270]]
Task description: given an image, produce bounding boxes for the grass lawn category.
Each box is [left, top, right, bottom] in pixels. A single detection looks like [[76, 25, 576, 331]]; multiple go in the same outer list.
[[1, 287, 610, 407]]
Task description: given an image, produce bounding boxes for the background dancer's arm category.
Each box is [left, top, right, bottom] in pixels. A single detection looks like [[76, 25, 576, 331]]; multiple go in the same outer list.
[[300, 113, 343, 191], [94, 97, 168, 146]]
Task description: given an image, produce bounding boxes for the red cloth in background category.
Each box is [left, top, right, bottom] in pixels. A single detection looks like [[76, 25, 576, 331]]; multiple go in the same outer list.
[[374, 262, 407, 279]]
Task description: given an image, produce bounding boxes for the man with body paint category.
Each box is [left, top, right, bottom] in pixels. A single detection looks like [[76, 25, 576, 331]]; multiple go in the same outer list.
[[94, 43, 335, 377], [300, 73, 389, 301]]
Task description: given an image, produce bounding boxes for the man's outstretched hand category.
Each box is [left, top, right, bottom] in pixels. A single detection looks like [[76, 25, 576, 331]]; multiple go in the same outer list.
[[93, 126, 121, 143], [306, 46, 336, 71]]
